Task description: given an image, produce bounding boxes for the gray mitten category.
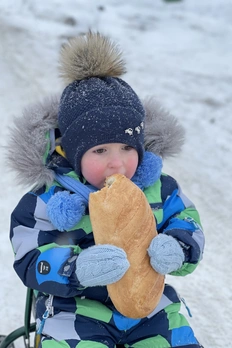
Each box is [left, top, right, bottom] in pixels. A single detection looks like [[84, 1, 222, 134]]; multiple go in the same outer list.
[[75, 244, 130, 287], [148, 234, 185, 275]]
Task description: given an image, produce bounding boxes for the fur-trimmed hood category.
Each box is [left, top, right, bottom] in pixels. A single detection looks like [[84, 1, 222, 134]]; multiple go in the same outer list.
[[6, 95, 185, 189]]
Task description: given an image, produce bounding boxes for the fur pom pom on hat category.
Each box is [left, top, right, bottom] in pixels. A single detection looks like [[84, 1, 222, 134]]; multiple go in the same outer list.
[[58, 31, 145, 175], [59, 32, 126, 84]]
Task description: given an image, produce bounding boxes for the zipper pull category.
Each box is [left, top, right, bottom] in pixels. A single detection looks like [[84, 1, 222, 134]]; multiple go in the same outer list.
[[180, 297, 192, 317], [184, 217, 199, 229], [37, 294, 54, 335]]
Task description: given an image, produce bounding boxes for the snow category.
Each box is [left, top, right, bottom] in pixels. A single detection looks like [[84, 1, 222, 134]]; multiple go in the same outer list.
[[0, 0, 231, 346]]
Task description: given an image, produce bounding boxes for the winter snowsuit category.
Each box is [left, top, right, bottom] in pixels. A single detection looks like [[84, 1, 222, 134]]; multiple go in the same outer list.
[[9, 96, 205, 348]]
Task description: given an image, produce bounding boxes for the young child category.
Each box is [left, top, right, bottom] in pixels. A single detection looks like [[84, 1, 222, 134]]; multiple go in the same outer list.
[[8, 32, 204, 348]]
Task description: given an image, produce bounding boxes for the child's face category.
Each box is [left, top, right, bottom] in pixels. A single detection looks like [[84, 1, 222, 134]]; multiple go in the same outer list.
[[81, 143, 139, 189]]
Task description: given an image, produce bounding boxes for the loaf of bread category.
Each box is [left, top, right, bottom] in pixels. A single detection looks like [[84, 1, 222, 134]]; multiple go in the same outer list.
[[89, 174, 164, 318]]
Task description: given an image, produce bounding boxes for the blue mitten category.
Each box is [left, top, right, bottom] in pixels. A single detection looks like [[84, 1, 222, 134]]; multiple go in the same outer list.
[[75, 244, 130, 287], [148, 234, 185, 275]]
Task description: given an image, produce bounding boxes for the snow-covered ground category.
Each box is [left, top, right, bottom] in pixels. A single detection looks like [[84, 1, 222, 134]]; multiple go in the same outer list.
[[0, 1, 231, 347]]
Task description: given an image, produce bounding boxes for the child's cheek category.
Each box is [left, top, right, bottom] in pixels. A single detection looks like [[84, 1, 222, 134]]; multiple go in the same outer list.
[[82, 161, 105, 188], [126, 156, 139, 179]]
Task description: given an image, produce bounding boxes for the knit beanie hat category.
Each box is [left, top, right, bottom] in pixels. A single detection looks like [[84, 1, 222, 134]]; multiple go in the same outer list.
[[58, 32, 145, 175]]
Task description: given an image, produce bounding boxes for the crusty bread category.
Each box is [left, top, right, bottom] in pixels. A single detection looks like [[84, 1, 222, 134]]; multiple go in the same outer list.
[[89, 174, 164, 318]]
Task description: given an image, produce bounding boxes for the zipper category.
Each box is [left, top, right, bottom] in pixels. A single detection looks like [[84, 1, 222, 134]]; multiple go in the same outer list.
[[37, 294, 54, 335]]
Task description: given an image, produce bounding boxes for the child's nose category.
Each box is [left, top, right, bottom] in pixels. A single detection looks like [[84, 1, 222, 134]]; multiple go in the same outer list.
[[108, 154, 123, 168]]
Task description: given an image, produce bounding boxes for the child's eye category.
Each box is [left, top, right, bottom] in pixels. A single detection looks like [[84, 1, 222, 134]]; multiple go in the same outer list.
[[94, 148, 106, 154], [123, 146, 134, 151]]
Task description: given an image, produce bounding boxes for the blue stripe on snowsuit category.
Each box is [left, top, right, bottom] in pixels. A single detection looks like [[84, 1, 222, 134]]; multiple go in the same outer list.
[[157, 188, 185, 229], [36, 247, 72, 285], [171, 326, 198, 346]]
